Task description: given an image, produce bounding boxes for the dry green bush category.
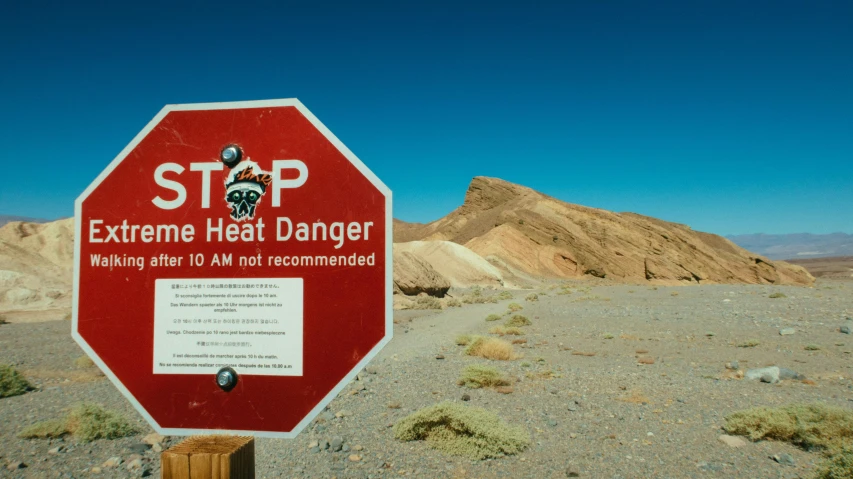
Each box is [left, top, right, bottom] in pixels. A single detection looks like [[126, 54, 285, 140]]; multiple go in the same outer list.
[[457, 365, 510, 389], [19, 403, 138, 442], [413, 296, 443, 310], [506, 315, 531, 327], [18, 420, 68, 439], [485, 313, 502, 322], [74, 356, 95, 369], [507, 303, 523, 312], [446, 298, 462, 308], [738, 340, 760, 348], [805, 344, 821, 351], [455, 335, 473, 346], [496, 291, 513, 301], [602, 333, 615, 340], [525, 293, 538, 302], [393, 402, 530, 459], [489, 326, 523, 336], [724, 403, 853, 449], [0, 364, 32, 398], [815, 447, 853, 479], [769, 292, 787, 299], [465, 337, 518, 361]]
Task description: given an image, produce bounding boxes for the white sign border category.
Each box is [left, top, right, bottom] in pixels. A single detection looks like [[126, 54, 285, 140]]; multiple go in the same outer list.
[[72, 98, 394, 439]]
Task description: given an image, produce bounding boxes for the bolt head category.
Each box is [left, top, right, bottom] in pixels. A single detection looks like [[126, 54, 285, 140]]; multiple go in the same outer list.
[[220, 145, 242, 167], [217, 370, 233, 387]]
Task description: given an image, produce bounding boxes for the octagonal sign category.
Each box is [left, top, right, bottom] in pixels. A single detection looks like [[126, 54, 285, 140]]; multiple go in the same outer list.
[[72, 99, 392, 437]]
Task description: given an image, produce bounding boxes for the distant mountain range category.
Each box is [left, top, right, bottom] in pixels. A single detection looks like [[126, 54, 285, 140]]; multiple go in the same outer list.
[[727, 233, 853, 260], [0, 215, 48, 228]]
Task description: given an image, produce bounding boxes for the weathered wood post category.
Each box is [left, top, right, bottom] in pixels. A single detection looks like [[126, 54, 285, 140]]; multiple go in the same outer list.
[[161, 436, 254, 479]]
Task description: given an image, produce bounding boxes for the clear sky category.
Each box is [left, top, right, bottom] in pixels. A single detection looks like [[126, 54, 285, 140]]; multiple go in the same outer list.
[[2, 1, 851, 235]]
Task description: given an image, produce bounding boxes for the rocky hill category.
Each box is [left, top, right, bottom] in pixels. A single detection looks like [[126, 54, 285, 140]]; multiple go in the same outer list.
[[0, 219, 74, 312], [395, 177, 813, 286]]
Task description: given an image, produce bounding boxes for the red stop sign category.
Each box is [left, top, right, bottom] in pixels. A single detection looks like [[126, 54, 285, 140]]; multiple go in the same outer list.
[[72, 99, 392, 437]]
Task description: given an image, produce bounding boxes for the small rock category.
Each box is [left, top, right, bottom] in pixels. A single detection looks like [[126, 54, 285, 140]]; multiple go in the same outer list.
[[566, 467, 580, 477], [461, 394, 471, 401], [725, 361, 739, 370], [335, 410, 352, 418], [568, 404, 578, 412], [127, 458, 144, 470], [308, 441, 319, 449], [772, 453, 795, 466], [309, 447, 320, 453], [142, 433, 165, 446], [90, 467, 102, 474], [841, 326, 851, 335], [353, 445, 363, 451], [6, 462, 27, 471], [348, 454, 361, 462], [48, 446, 64, 454], [102, 457, 123, 468], [745, 366, 781, 383], [435, 354, 445, 360], [129, 443, 151, 454], [342, 444, 351, 453], [779, 328, 796, 336], [321, 441, 330, 450], [152, 444, 163, 453], [718, 434, 747, 448], [569, 433, 577, 439], [331, 437, 344, 452], [547, 418, 558, 427]]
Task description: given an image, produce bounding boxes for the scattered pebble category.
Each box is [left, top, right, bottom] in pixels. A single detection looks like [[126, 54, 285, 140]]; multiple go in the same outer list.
[[718, 434, 748, 448], [779, 328, 796, 336], [771, 453, 795, 466], [348, 454, 361, 462], [841, 325, 851, 334]]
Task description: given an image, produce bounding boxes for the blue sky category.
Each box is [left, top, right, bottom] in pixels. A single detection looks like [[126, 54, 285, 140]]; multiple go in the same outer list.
[[1, 1, 851, 235]]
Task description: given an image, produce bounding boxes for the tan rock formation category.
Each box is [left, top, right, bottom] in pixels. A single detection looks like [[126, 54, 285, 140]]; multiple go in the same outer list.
[[394, 177, 813, 286], [392, 248, 451, 297], [395, 240, 507, 289], [0, 218, 74, 312]]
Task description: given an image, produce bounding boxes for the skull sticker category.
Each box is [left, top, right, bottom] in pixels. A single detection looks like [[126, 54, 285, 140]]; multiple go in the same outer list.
[[225, 161, 273, 221]]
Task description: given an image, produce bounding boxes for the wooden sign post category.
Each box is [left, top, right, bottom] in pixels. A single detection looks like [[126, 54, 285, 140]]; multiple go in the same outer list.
[[161, 436, 254, 479]]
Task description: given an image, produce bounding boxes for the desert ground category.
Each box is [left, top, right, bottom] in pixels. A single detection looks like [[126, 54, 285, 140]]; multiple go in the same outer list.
[[3, 277, 852, 479]]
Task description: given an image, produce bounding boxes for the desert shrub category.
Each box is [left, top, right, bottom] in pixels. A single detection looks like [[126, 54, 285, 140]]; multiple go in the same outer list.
[[18, 420, 68, 439], [413, 296, 443, 310], [457, 365, 510, 389], [769, 292, 787, 299], [671, 291, 679, 297], [488, 326, 524, 336], [455, 335, 473, 346], [74, 356, 95, 368], [738, 340, 760, 348], [446, 298, 462, 308], [805, 344, 821, 351], [815, 447, 853, 479], [465, 337, 518, 361], [393, 402, 530, 459], [66, 403, 138, 442], [505, 315, 531, 327], [602, 333, 614, 340], [18, 403, 137, 442], [485, 314, 502, 322], [725, 403, 853, 451], [507, 303, 523, 312], [496, 291, 513, 301], [525, 293, 538, 302], [0, 364, 32, 398]]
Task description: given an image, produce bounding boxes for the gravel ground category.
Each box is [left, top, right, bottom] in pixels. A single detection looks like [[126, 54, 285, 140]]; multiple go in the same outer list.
[[2, 279, 852, 478]]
